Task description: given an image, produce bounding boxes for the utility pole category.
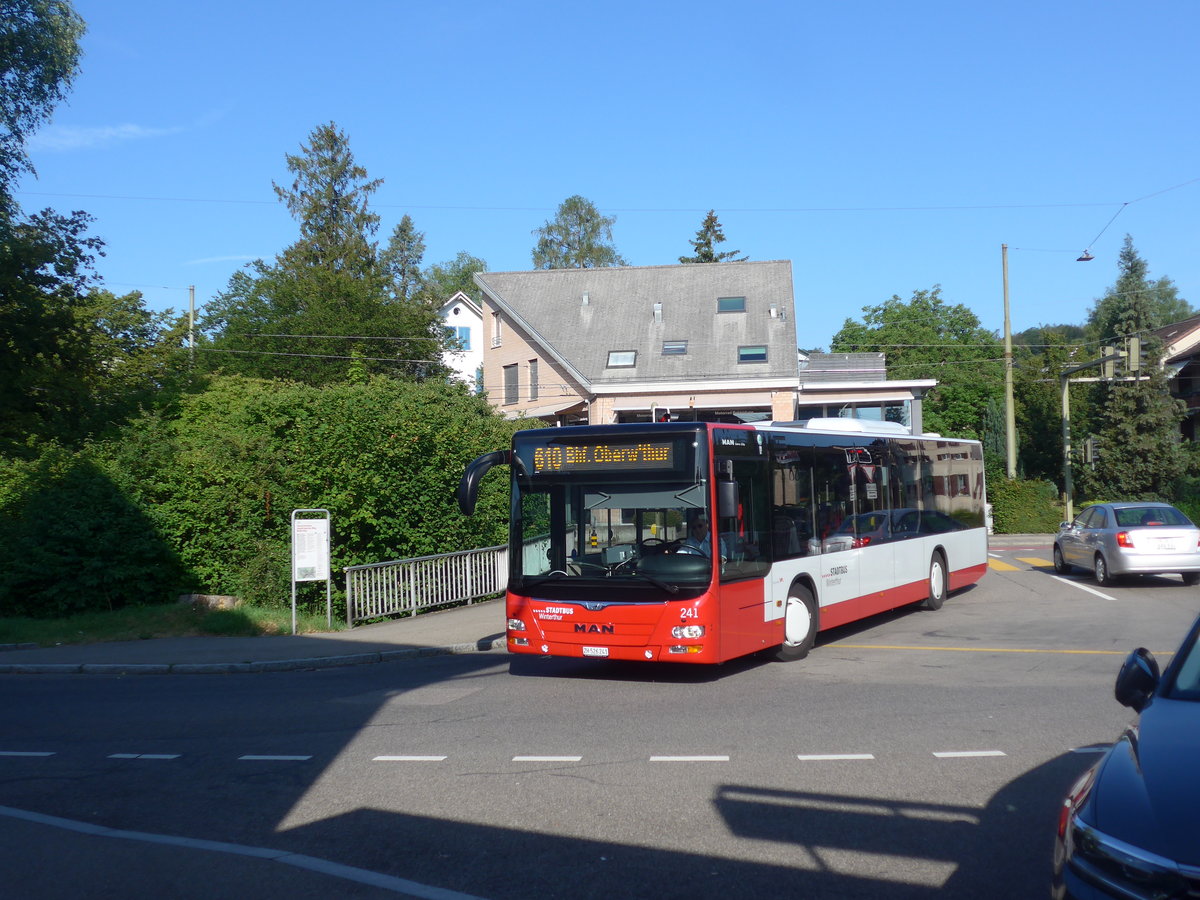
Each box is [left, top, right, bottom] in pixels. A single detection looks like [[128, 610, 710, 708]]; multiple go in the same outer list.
[[1001, 245, 1016, 478], [188, 285, 195, 369]]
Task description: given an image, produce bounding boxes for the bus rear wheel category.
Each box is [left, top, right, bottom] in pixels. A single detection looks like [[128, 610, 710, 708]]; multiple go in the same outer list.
[[776, 583, 818, 661], [921, 552, 947, 610]]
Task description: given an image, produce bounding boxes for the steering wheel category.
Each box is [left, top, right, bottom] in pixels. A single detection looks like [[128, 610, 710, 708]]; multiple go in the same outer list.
[[639, 537, 680, 555]]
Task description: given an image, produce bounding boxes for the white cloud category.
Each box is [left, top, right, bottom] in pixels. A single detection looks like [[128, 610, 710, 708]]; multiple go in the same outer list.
[[28, 122, 187, 151]]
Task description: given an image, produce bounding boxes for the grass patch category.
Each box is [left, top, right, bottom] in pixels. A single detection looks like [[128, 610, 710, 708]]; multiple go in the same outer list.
[[0, 603, 344, 647]]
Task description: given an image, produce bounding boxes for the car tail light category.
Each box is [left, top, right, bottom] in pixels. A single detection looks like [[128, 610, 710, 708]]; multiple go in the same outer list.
[[853, 536, 873, 548], [1116, 531, 1134, 548]]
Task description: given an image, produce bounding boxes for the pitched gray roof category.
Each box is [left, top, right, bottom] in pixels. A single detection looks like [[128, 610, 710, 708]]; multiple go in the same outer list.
[[475, 261, 798, 386]]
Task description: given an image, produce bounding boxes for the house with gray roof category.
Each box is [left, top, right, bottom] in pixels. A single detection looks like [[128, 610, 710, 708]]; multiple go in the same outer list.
[[1153, 314, 1200, 441], [473, 260, 799, 425]]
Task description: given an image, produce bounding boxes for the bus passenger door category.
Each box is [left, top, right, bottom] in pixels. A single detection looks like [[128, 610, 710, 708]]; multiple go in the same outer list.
[[809, 446, 862, 616]]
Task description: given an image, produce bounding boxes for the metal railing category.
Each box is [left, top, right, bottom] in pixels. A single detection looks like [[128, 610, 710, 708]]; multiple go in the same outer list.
[[344, 545, 507, 627]]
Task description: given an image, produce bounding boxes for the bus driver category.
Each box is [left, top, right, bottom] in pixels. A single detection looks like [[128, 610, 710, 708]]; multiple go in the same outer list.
[[679, 515, 727, 560]]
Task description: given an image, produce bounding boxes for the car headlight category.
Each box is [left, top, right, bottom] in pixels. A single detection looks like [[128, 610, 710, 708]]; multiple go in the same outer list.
[[1064, 816, 1195, 899]]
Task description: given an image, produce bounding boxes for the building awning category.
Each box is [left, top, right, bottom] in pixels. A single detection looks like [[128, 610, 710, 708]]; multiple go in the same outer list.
[[508, 400, 587, 420], [611, 396, 774, 411], [796, 389, 919, 404]]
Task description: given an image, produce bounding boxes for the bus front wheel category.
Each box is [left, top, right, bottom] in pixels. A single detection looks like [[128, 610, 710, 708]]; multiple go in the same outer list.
[[776, 583, 818, 661], [922, 552, 948, 610]]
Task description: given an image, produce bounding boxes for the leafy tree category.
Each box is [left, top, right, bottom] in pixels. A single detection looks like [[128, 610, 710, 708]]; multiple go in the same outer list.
[[75, 289, 191, 433], [1087, 235, 1194, 343], [0, 1, 115, 453], [1078, 244, 1187, 500], [422, 250, 486, 305], [0, 0, 85, 193], [1012, 329, 1079, 483], [203, 124, 448, 384], [271, 121, 381, 277], [380, 213, 426, 303], [981, 397, 1005, 462], [679, 209, 746, 264], [0, 207, 105, 451], [1013, 323, 1085, 347], [531, 195, 627, 269], [831, 286, 1004, 439]]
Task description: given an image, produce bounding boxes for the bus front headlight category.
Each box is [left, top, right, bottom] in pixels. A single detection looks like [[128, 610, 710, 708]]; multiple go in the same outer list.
[[671, 625, 705, 639]]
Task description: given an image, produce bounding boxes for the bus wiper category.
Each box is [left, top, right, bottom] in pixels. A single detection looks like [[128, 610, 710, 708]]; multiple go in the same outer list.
[[523, 570, 569, 587], [632, 572, 679, 594]]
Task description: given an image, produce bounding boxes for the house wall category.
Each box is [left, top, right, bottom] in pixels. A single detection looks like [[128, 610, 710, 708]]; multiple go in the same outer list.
[[482, 302, 588, 416], [439, 297, 483, 389]]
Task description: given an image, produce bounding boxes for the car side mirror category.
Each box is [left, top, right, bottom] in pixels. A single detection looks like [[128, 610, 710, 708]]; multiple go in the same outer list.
[[1114, 647, 1160, 712], [1059, 521, 1071, 531]]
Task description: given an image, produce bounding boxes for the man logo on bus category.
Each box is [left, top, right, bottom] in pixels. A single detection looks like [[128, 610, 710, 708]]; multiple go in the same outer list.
[[575, 624, 615, 634]]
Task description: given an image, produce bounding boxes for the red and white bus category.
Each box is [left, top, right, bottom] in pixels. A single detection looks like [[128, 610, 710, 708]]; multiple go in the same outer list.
[[458, 419, 987, 664]]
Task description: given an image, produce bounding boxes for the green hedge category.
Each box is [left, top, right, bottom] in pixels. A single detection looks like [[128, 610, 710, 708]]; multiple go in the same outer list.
[[0, 376, 524, 617], [0, 446, 189, 617], [988, 476, 1064, 534]]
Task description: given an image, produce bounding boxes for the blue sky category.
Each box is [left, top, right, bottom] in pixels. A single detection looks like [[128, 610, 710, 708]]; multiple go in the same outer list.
[[16, 0, 1200, 350]]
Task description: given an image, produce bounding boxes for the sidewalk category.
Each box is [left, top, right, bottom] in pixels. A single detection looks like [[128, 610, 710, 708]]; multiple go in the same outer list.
[[987, 533, 1054, 549], [0, 599, 506, 676], [1, 536, 1055, 676]]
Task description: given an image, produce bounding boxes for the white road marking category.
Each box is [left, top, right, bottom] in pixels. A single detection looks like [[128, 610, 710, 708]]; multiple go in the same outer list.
[[0, 804, 490, 899], [238, 755, 312, 761], [933, 750, 1006, 758], [1050, 575, 1118, 600], [373, 756, 447, 762], [0, 751, 54, 757], [649, 755, 729, 762], [512, 756, 582, 762], [108, 754, 181, 760], [797, 753, 875, 761]]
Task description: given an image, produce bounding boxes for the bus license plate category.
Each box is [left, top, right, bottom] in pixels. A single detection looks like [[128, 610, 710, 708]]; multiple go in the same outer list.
[[582, 646, 609, 658]]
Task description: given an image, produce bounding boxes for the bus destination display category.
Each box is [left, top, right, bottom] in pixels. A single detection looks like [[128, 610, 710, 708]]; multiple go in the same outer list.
[[531, 442, 673, 474]]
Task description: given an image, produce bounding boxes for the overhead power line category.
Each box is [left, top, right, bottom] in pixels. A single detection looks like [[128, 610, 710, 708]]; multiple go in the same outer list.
[[15, 178, 1197, 215], [196, 347, 440, 364]]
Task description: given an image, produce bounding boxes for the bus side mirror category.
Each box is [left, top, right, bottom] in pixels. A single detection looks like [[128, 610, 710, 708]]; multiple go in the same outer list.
[[457, 450, 511, 515], [717, 479, 739, 520]]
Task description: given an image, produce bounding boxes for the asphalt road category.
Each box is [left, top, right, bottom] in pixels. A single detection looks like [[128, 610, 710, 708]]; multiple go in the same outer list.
[[2, 547, 1198, 899]]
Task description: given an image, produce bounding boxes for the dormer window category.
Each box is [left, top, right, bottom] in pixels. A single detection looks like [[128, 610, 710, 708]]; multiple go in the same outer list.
[[717, 296, 746, 313], [607, 350, 637, 368]]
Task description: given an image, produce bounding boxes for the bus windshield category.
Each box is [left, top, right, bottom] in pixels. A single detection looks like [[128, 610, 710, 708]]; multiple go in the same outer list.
[[511, 427, 714, 593]]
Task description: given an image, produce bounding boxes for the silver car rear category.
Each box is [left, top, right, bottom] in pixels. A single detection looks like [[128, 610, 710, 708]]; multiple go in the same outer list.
[[1053, 502, 1200, 586]]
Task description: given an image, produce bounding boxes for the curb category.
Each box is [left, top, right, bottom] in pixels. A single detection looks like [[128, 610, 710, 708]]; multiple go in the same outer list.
[[0, 637, 508, 676]]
